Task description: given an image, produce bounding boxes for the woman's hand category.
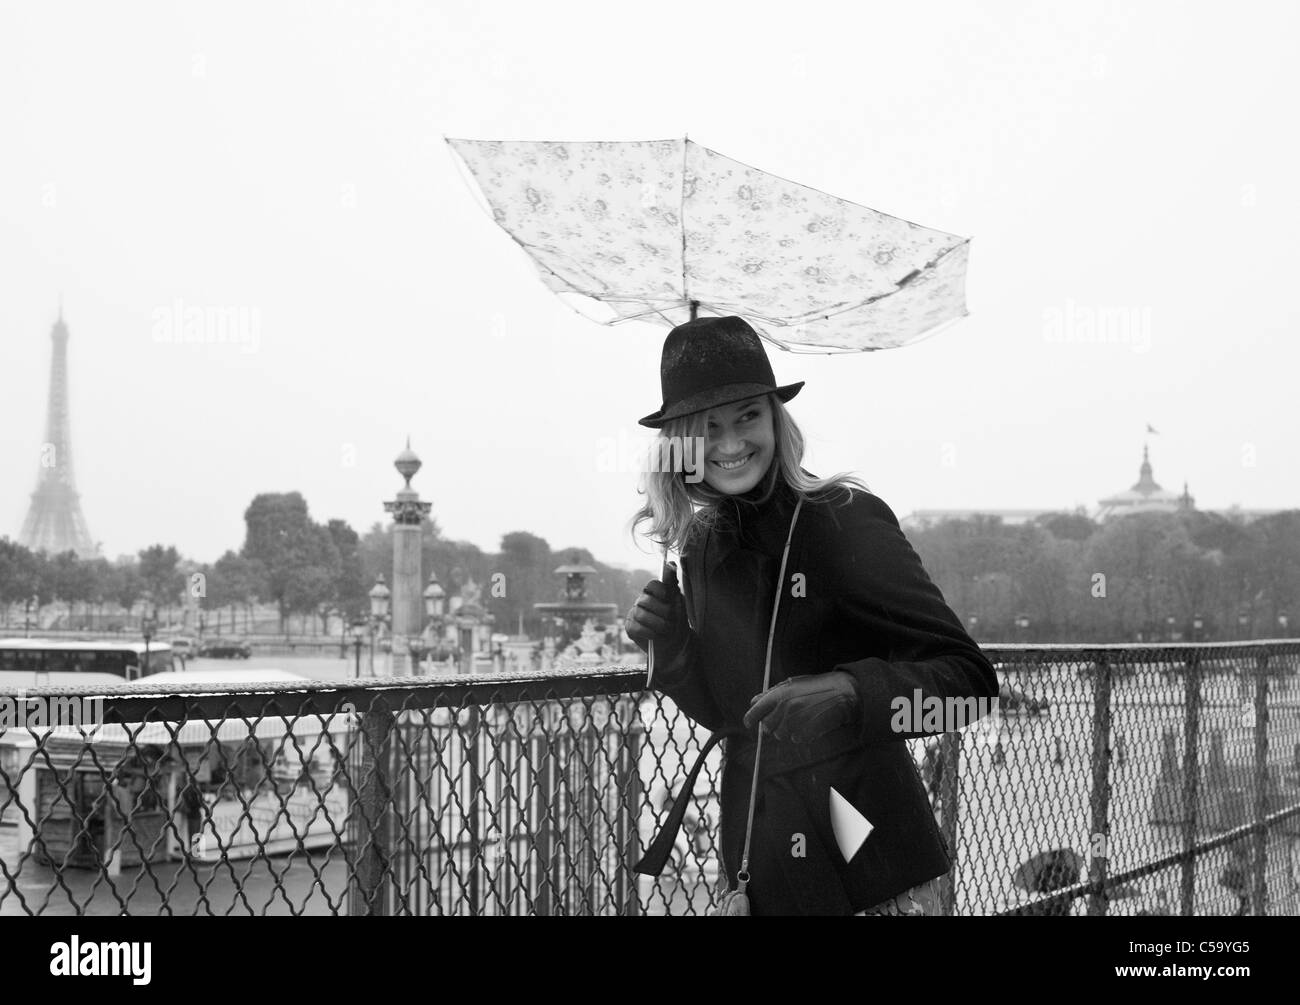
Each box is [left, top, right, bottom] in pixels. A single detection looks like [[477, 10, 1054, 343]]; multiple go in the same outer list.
[[625, 562, 690, 662], [744, 672, 858, 743]]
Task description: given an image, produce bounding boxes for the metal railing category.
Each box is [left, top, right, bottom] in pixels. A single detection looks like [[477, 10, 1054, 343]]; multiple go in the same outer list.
[[1, 642, 1298, 916]]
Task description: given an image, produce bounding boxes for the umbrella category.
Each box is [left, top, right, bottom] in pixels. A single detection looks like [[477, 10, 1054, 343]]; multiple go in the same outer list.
[[447, 137, 974, 682], [446, 137, 972, 354]]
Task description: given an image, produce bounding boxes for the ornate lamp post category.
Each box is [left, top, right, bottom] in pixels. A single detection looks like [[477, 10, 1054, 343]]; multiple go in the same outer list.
[[368, 575, 391, 676], [141, 591, 157, 682], [350, 621, 367, 679], [423, 573, 446, 669]]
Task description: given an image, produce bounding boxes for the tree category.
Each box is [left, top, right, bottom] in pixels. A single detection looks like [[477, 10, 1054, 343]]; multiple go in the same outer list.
[[1084, 513, 1187, 639], [1246, 511, 1300, 632], [1033, 511, 1099, 543], [242, 493, 333, 633], [283, 525, 341, 634], [1011, 525, 1072, 638], [108, 560, 144, 617], [49, 550, 92, 624], [208, 551, 267, 634], [138, 544, 184, 620], [496, 531, 553, 638], [326, 519, 367, 623], [83, 557, 115, 625], [0, 538, 41, 609]]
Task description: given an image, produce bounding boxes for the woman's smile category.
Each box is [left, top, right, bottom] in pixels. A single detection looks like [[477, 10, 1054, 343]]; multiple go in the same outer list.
[[712, 452, 755, 472]]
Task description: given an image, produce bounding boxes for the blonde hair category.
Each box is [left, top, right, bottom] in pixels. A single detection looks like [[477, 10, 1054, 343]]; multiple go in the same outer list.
[[629, 392, 870, 555]]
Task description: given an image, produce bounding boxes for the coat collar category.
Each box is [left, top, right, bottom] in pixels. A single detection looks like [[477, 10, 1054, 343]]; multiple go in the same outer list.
[[680, 475, 808, 637], [704, 476, 801, 573]]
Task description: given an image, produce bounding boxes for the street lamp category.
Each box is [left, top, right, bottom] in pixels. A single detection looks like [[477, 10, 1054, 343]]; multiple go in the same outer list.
[[368, 575, 391, 675], [141, 591, 157, 682], [24, 595, 38, 639], [1015, 614, 1030, 641], [423, 573, 446, 622], [1280, 614, 1290, 639], [968, 615, 979, 641], [423, 573, 446, 666], [350, 621, 367, 679], [1166, 615, 1176, 642], [1238, 611, 1250, 641], [1192, 614, 1204, 643]]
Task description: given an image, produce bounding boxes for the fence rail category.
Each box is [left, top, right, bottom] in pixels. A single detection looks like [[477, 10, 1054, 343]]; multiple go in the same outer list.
[[2, 642, 1298, 916]]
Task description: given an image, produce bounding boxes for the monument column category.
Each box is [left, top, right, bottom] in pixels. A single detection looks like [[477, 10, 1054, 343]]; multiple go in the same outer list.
[[383, 441, 432, 675]]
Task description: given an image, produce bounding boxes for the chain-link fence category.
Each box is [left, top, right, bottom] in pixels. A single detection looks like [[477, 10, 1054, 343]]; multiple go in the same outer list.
[[2, 642, 1297, 915]]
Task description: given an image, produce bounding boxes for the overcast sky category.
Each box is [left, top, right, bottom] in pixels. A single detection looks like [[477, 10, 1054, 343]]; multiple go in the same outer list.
[[1, 0, 1296, 575]]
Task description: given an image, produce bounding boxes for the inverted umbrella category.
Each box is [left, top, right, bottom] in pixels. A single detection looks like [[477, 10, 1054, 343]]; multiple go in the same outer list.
[[446, 136, 972, 353], [448, 137, 973, 681]]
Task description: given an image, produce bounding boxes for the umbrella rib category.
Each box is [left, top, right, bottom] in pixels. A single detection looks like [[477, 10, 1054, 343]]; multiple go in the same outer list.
[[824, 239, 971, 322], [679, 137, 690, 307]]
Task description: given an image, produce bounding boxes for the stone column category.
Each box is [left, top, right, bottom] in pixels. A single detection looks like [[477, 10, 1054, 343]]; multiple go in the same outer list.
[[384, 442, 432, 676]]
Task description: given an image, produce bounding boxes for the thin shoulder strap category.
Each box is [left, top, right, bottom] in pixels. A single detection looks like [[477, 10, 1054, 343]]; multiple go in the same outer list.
[[735, 494, 804, 891]]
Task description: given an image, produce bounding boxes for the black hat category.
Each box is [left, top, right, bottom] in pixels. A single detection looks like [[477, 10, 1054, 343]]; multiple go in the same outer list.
[[638, 316, 804, 429]]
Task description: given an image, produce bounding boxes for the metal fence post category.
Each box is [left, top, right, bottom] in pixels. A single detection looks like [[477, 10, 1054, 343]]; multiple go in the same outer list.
[[619, 704, 643, 918], [1179, 652, 1202, 916], [534, 722, 552, 917], [350, 705, 394, 916], [1252, 651, 1270, 916], [938, 729, 963, 916], [1088, 656, 1113, 916], [466, 704, 482, 917]]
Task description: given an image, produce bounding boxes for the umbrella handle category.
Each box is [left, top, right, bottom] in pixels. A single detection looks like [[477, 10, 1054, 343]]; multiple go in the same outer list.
[[646, 551, 672, 689]]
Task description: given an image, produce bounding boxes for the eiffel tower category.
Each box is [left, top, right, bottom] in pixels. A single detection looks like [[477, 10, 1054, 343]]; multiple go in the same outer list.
[[18, 309, 97, 557]]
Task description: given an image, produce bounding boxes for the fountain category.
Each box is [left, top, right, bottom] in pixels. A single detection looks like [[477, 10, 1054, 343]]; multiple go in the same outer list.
[[533, 554, 620, 661]]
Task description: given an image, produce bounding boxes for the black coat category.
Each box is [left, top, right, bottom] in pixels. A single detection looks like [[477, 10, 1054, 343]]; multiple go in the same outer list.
[[651, 477, 999, 915]]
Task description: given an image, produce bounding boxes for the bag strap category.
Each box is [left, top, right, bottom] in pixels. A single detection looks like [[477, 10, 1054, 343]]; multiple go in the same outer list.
[[734, 494, 804, 893]]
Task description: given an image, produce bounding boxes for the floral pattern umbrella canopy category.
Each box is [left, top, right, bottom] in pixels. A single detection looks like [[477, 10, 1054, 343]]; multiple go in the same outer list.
[[447, 137, 971, 353]]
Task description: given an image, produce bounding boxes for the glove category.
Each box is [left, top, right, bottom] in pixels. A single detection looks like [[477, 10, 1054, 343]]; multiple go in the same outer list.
[[624, 562, 689, 663], [743, 672, 858, 744]]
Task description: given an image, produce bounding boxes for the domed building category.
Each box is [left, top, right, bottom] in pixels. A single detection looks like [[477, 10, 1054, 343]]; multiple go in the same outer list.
[[1092, 445, 1194, 523], [900, 441, 1278, 531]]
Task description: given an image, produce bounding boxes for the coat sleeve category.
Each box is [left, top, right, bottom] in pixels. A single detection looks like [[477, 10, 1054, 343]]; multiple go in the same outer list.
[[635, 528, 727, 732], [823, 490, 999, 743], [645, 629, 726, 732]]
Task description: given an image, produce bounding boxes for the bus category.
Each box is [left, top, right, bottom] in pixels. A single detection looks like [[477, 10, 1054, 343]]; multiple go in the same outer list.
[[0, 638, 176, 689]]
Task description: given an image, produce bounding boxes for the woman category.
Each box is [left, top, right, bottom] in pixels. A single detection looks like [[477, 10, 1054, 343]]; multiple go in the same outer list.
[[625, 315, 998, 916]]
